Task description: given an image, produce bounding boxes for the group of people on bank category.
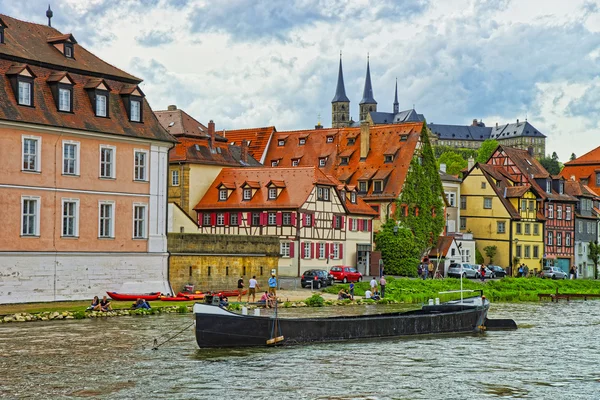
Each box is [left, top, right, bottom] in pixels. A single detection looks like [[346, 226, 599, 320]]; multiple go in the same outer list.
[[237, 274, 279, 308], [87, 296, 151, 311], [338, 276, 387, 301]]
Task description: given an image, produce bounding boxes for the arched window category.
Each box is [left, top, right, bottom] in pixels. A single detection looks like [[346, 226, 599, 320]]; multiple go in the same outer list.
[[369, 106, 373, 112], [342, 114, 345, 120], [341, 105, 345, 110]]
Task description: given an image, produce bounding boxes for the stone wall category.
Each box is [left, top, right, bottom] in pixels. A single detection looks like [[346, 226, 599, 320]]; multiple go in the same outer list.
[[168, 233, 280, 293]]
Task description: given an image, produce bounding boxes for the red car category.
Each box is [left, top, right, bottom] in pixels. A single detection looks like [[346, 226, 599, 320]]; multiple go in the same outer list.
[[329, 266, 363, 283]]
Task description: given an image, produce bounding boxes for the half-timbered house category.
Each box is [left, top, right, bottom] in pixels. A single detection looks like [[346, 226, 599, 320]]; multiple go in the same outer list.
[[193, 167, 377, 276]]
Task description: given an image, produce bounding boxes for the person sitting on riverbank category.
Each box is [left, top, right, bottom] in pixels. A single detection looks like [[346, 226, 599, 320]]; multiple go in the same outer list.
[[258, 291, 270, 307], [364, 289, 372, 299], [87, 296, 101, 311], [338, 289, 351, 300], [132, 299, 151, 310], [219, 295, 229, 308], [372, 290, 381, 301], [100, 296, 112, 312]]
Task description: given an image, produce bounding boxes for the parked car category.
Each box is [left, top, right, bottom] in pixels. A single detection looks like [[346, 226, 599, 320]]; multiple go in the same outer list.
[[300, 269, 334, 289], [447, 263, 480, 278], [542, 266, 567, 280], [488, 265, 507, 278], [329, 266, 363, 283]]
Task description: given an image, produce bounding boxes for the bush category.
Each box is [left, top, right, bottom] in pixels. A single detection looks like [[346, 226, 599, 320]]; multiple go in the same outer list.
[[72, 310, 87, 319], [305, 293, 324, 307], [176, 305, 188, 314]]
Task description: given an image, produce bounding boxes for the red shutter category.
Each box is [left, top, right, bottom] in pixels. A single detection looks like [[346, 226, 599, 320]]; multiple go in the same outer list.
[[325, 242, 330, 259], [368, 220, 372, 232], [332, 215, 336, 228], [312, 213, 316, 227], [210, 213, 216, 226], [224, 212, 230, 225], [291, 212, 297, 226], [246, 212, 252, 225], [348, 218, 353, 230], [238, 212, 242, 225], [198, 213, 203, 226], [301, 213, 306, 227], [341, 216, 345, 229], [290, 242, 295, 258], [276, 212, 282, 226], [310, 242, 315, 259], [339, 243, 344, 259], [330, 243, 334, 257], [359, 219, 364, 231]]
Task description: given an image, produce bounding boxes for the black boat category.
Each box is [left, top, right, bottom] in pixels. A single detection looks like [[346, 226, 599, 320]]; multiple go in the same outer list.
[[193, 294, 491, 348]]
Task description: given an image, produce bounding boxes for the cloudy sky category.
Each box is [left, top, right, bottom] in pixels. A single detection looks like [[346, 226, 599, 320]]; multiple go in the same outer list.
[[2, 0, 600, 160]]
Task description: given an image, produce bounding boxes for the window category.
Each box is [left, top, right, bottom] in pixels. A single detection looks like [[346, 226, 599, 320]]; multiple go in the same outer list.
[[323, 188, 329, 201], [277, 139, 285, 146], [533, 246, 539, 258], [460, 217, 467, 230], [351, 218, 358, 231], [0, 27, 4, 44], [243, 188, 252, 200], [521, 200, 527, 212], [299, 138, 306, 145], [578, 221, 583, 233], [134, 150, 148, 181], [99, 145, 115, 178], [384, 155, 393, 163], [133, 204, 147, 238], [268, 187, 277, 200], [305, 213, 312, 226], [587, 222, 592, 234], [525, 245, 531, 258], [18, 80, 32, 106], [21, 196, 40, 236], [566, 233, 571, 247], [271, 160, 279, 167], [445, 192, 456, 207], [319, 158, 327, 167], [292, 159, 300, 167], [282, 212, 292, 226], [58, 87, 71, 112], [358, 181, 367, 193], [268, 212, 277, 225], [350, 192, 357, 203], [63, 142, 79, 175], [461, 249, 470, 262], [171, 170, 180, 186], [559, 182, 564, 194], [481, 182, 486, 189], [547, 232, 553, 246], [460, 197, 467, 210], [99, 201, 114, 238], [96, 93, 107, 117], [280, 242, 290, 257], [61, 199, 79, 237], [525, 223, 531, 235], [516, 245, 522, 258], [546, 180, 551, 193], [334, 215, 342, 229], [230, 213, 239, 226], [566, 206, 571, 221], [203, 213, 211, 226], [64, 43, 73, 58], [528, 201, 535, 212], [497, 221, 505, 233], [373, 181, 383, 193], [597, 172, 600, 186], [361, 219, 369, 232], [252, 213, 261, 226], [22, 136, 41, 172], [218, 189, 228, 201], [303, 242, 311, 259], [318, 243, 326, 259], [327, 136, 334, 143], [483, 198, 492, 209], [548, 204, 554, 219], [347, 138, 355, 145], [557, 232, 562, 246], [557, 206, 562, 220], [317, 187, 323, 200], [130, 99, 141, 122], [340, 157, 349, 165], [534, 224, 539, 235], [332, 243, 340, 259], [516, 223, 522, 234], [216, 213, 225, 226]]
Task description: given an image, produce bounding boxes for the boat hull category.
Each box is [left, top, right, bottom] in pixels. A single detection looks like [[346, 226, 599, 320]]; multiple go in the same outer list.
[[106, 292, 161, 301], [194, 300, 489, 348]]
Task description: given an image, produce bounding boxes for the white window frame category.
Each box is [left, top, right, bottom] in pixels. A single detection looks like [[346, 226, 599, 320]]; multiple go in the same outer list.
[[268, 212, 277, 225], [133, 203, 147, 239], [61, 198, 79, 237], [96, 93, 107, 117], [62, 140, 80, 176], [280, 242, 290, 258], [484, 198, 492, 209], [130, 99, 141, 122], [243, 188, 252, 200], [350, 192, 357, 203], [282, 212, 291, 226], [99, 145, 116, 179], [216, 212, 225, 226], [319, 158, 326, 167], [21, 195, 40, 236], [133, 149, 149, 182], [497, 221, 505, 233], [58, 87, 71, 112], [445, 192, 456, 207], [326, 136, 334, 143], [548, 204, 554, 219], [557, 206, 562, 220], [268, 187, 277, 200], [219, 189, 228, 201], [566, 233, 571, 247], [171, 170, 180, 186], [318, 242, 325, 259], [332, 243, 340, 259], [203, 213, 211, 226], [351, 218, 358, 231], [18, 80, 32, 106], [556, 232, 562, 246], [566, 206, 571, 221], [303, 242, 311, 259], [22, 135, 41, 172], [292, 159, 299, 167], [323, 188, 330, 201], [98, 200, 115, 238], [230, 213, 239, 226]]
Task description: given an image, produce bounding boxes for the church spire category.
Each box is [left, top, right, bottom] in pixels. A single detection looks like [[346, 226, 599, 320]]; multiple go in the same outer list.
[[331, 52, 350, 103], [359, 55, 377, 105], [393, 78, 399, 114]]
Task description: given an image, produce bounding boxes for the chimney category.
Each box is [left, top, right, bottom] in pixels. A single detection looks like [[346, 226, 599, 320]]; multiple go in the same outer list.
[[208, 120, 215, 149], [527, 146, 533, 156], [467, 156, 475, 171], [472, 119, 478, 126], [517, 119, 520, 125], [241, 140, 249, 163], [440, 163, 447, 173], [315, 123, 323, 130], [495, 122, 498, 128], [167, 105, 177, 111], [360, 121, 370, 159], [222, 129, 226, 138]]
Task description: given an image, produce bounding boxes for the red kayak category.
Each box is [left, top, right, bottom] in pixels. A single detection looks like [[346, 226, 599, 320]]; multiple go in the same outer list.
[[176, 292, 205, 300], [213, 289, 247, 297], [107, 292, 162, 301], [159, 296, 190, 301]]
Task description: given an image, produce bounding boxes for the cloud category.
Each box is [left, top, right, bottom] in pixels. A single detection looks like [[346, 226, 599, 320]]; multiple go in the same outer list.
[[135, 30, 175, 47]]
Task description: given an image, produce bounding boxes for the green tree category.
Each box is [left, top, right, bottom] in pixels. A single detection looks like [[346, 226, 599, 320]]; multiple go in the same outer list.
[[476, 139, 499, 164], [539, 156, 562, 175], [374, 220, 420, 277], [570, 153, 577, 161], [475, 247, 484, 264], [437, 151, 468, 175], [589, 241, 600, 280], [551, 151, 559, 161], [432, 145, 478, 160], [483, 245, 498, 264]]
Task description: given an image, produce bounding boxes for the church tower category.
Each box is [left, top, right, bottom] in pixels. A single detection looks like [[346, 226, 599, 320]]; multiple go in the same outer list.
[[331, 54, 350, 128], [359, 56, 377, 121], [393, 78, 399, 114]]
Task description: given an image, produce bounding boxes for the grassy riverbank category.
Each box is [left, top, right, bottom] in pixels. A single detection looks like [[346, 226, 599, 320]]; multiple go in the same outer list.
[[0, 300, 196, 316], [323, 277, 600, 303]]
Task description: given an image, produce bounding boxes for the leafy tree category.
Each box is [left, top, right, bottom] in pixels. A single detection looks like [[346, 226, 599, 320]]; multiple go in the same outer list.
[[483, 245, 497, 264], [539, 156, 562, 175], [432, 145, 478, 160], [437, 151, 468, 175], [570, 153, 577, 161], [589, 241, 600, 280], [476, 139, 499, 164], [551, 151, 559, 161], [374, 220, 420, 277], [475, 247, 484, 264]]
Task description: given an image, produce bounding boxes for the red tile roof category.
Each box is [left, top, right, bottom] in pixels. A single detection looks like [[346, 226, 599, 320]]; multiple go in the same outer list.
[[561, 146, 600, 194], [429, 236, 456, 258], [154, 108, 209, 139], [262, 122, 423, 201], [221, 126, 277, 162], [168, 136, 262, 167]]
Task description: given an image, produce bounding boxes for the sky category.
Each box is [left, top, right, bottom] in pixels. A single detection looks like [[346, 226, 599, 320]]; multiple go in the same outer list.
[[2, 0, 600, 161]]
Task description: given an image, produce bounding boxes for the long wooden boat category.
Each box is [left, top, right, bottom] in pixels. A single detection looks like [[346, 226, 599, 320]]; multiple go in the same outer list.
[[193, 295, 490, 348], [106, 292, 162, 301]]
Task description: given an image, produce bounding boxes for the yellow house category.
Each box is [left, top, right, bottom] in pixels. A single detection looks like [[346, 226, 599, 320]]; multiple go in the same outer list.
[[461, 163, 544, 274]]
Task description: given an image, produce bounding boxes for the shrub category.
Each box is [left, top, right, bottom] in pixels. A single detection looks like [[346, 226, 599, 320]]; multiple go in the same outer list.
[[177, 305, 188, 314], [305, 293, 324, 307], [72, 310, 87, 319]]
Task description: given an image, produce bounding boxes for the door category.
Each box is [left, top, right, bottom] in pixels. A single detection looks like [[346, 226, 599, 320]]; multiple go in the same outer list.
[[556, 258, 570, 274]]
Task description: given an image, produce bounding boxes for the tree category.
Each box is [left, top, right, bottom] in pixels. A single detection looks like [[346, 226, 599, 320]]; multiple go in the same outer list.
[[437, 151, 468, 175], [476, 139, 499, 164], [483, 245, 497, 264], [374, 220, 420, 277], [551, 151, 559, 161], [475, 247, 484, 264], [589, 241, 600, 280], [539, 156, 562, 175], [570, 153, 577, 161]]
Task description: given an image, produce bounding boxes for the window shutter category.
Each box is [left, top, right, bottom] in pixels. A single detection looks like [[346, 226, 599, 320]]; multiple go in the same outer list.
[[291, 212, 297, 226], [332, 215, 336, 227], [224, 212, 230, 226], [246, 212, 252, 225], [368, 220, 372, 232], [341, 216, 345, 229], [310, 242, 315, 259], [339, 243, 344, 259], [301, 213, 306, 227], [210, 213, 216, 226], [312, 213, 316, 227], [349, 218, 353, 230], [359, 219, 364, 231], [238, 212, 243, 225], [329, 243, 334, 257], [262, 212, 269, 226], [325, 242, 330, 259], [276, 212, 282, 226], [290, 242, 295, 258], [198, 213, 203, 226]]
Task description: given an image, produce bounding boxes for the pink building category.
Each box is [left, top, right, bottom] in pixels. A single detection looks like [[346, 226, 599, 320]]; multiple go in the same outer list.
[[0, 14, 175, 303]]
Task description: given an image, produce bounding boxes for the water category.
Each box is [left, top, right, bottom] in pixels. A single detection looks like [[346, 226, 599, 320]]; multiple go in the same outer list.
[[1, 302, 599, 399]]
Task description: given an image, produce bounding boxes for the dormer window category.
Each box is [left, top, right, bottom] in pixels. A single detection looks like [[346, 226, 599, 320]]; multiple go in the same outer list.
[[299, 138, 306, 145], [400, 135, 408, 142], [384, 155, 394, 163], [7, 65, 36, 107], [58, 86, 72, 112], [64, 43, 74, 58], [243, 188, 252, 200], [18, 80, 32, 106], [340, 157, 349, 166], [348, 138, 356, 145], [292, 159, 300, 167], [47, 72, 75, 113], [219, 189, 228, 201], [546, 180, 551, 194], [47, 33, 78, 59], [319, 157, 327, 167], [351, 192, 357, 203], [268, 187, 277, 200], [278, 139, 285, 146], [326, 136, 334, 143], [95, 92, 107, 117], [130, 99, 141, 122], [559, 181, 564, 194], [85, 79, 111, 118], [121, 86, 145, 123], [0, 23, 5, 44], [373, 180, 383, 193], [271, 160, 279, 167], [358, 181, 368, 193]]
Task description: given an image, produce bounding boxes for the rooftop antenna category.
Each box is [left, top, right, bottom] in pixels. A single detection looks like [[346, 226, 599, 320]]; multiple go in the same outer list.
[[46, 4, 53, 27]]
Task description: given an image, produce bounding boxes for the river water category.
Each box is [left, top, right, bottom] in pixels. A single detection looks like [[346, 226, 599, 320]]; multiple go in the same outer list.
[[1, 301, 599, 399]]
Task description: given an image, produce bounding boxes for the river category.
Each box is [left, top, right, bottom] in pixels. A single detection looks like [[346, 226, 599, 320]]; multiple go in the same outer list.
[[0, 301, 599, 399]]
